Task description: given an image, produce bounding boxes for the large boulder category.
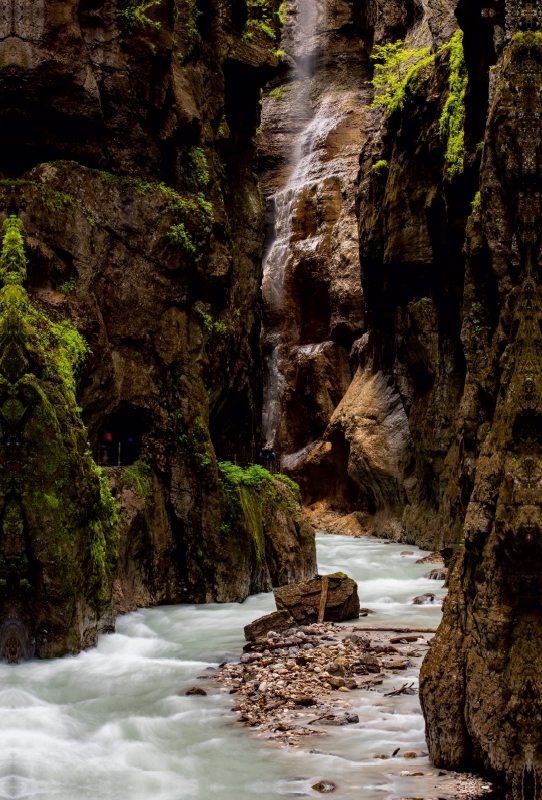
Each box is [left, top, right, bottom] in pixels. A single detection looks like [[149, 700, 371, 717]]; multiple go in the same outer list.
[[243, 610, 295, 642], [274, 572, 360, 623]]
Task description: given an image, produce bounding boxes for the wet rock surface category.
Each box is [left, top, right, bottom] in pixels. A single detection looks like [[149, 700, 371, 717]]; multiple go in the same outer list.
[[244, 610, 296, 642], [0, 0, 317, 656], [217, 622, 422, 744]]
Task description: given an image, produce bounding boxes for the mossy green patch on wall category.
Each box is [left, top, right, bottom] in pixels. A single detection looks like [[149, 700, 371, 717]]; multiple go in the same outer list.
[[439, 31, 468, 180], [370, 32, 468, 181], [370, 40, 434, 116]]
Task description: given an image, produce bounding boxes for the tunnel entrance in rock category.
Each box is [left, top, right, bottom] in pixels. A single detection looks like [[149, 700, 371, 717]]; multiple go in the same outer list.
[[95, 409, 149, 467]]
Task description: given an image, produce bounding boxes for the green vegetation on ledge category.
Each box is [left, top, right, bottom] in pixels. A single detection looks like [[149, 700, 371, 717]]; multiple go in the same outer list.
[[117, 0, 162, 34], [370, 40, 434, 115], [218, 462, 303, 544]]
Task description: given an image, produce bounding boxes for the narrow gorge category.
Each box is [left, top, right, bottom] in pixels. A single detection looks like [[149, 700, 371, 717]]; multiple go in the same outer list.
[[0, 0, 541, 797]]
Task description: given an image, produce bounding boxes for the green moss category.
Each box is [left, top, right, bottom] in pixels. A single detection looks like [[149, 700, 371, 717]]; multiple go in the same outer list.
[[168, 410, 215, 484], [166, 192, 213, 261], [123, 455, 153, 500], [277, 1, 288, 24], [470, 301, 483, 336], [200, 311, 227, 336], [0, 180, 78, 216], [370, 32, 467, 180], [268, 81, 300, 100], [0, 216, 119, 609], [439, 30, 468, 180], [80, 168, 215, 263], [117, 0, 162, 34], [177, 0, 202, 58], [185, 147, 209, 191], [372, 159, 389, 176], [274, 473, 302, 506], [192, 415, 213, 474], [243, 0, 279, 46], [217, 463, 274, 562], [216, 463, 310, 573], [370, 40, 434, 115], [471, 191, 482, 210], [246, 19, 276, 39], [58, 277, 77, 295]]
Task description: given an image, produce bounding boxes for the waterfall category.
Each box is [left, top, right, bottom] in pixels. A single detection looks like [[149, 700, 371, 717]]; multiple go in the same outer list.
[[261, 0, 325, 446], [259, 0, 366, 452]]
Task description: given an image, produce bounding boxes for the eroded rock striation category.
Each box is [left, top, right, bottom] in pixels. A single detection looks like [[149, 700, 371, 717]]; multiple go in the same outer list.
[[259, 0, 474, 542], [0, 216, 118, 658], [258, 0, 542, 791]]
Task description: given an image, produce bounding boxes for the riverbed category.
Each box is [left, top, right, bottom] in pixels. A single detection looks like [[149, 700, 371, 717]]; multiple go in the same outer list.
[[0, 535, 447, 800]]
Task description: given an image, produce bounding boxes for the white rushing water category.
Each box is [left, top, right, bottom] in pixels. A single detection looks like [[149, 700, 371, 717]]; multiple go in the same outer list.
[[0, 535, 446, 800]]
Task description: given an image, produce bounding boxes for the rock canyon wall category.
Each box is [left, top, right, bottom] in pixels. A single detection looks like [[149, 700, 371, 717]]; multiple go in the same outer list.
[[0, 0, 316, 659], [420, 10, 542, 799], [259, 0, 475, 543], [260, 0, 503, 549]]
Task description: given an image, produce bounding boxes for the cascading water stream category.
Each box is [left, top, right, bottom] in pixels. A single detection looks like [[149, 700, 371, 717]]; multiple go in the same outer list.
[[261, 0, 326, 445]]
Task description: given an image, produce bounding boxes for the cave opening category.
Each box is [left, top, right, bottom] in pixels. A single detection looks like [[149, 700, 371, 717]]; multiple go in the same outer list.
[[95, 409, 149, 467]]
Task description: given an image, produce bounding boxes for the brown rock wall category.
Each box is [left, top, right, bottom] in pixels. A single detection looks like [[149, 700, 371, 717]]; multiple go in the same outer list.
[[420, 20, 542, 797], [261, 0, 473, 544]]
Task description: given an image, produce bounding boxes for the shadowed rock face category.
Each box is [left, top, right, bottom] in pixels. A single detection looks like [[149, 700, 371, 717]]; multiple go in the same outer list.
[[420, 21, 542, 797], [0, 0, 317, 659]]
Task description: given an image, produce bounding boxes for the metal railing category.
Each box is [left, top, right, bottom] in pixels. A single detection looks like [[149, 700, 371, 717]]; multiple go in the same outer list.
[[225, 450, 282, 475], [92, 444, 140, 468], [93, 444, 282, 474]]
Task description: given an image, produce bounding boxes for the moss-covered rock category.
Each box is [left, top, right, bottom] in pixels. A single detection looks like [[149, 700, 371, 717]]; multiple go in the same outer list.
[[213, 462, 316, 601], [0, 216, 119, 659]]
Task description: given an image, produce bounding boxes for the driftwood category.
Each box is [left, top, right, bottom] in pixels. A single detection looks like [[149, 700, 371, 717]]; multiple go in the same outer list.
[[353, 626, 437, 633], [384, 682, 417, 697], [317, 575, 329, 623]]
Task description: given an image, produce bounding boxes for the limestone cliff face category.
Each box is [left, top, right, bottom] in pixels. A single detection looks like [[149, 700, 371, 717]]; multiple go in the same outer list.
[[265, 0, 542, 792], [259, 0, 475, 541], [258, 0, 379, 461], [0, 0, 316, 659]]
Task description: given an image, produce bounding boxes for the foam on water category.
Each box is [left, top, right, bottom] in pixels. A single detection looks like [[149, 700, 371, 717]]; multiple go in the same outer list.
[[0, 534, 446, 799]]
